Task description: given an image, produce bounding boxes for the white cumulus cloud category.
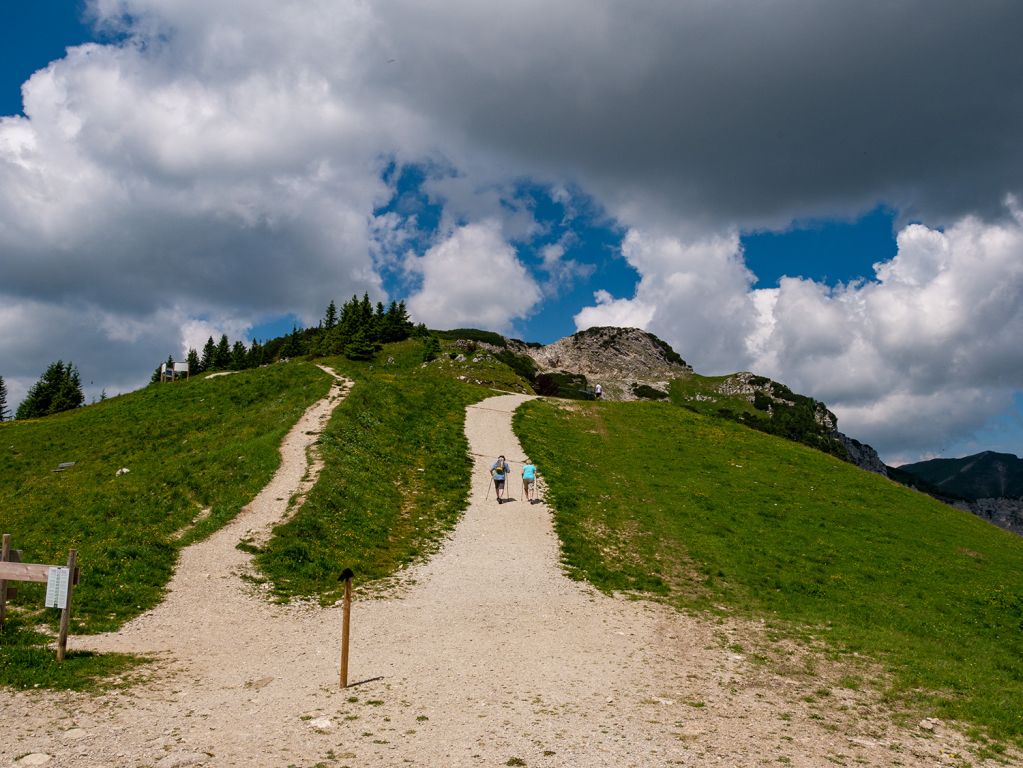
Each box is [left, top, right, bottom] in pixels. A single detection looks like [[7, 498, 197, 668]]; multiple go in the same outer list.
[[576, 228, 756, 373], [751, 209, 1023, 459], [405, 220, 541, 333]]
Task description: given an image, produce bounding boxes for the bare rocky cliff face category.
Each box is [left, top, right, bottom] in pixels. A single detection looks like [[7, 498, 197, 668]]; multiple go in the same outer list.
[[955, 498, 1023, 536], [523, 325, 691, 398], [523, 326, 691, 400]]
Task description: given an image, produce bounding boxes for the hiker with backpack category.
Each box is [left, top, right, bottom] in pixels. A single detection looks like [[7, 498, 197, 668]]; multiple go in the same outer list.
[[521, 458, 537, 503], [491, 455, 510, 503]]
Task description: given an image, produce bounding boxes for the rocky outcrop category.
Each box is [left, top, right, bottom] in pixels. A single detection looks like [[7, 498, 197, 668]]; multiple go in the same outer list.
[[835, 433, 888, 477], [717, 372, 838, 431], [954, 498, 1023, 537], [527, 327, 692, 400]]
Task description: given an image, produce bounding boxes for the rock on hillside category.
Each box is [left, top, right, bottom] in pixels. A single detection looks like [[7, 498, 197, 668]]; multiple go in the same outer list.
[[836, 433, 888, 477], [526, 326, 692, 400], [954, 498, 1023, 536]]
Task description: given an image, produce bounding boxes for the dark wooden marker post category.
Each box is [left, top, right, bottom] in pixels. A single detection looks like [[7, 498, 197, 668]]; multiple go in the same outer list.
[[339, 568, 354, 689]]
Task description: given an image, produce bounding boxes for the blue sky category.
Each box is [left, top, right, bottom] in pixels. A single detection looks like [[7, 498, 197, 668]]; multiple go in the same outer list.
[[0, 2, 93, 117], [2, 1, 1021, 464]]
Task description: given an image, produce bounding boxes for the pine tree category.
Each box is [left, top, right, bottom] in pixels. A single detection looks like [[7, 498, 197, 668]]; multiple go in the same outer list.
[[281, 325, 304, 358], [248, 339, 264, 368], [373, 301, 386, 340], [323, 300, 338, 330], [344, 328, 376, 361], [359, 293, 373, 331], [16, 361, 85, 419], [0, 375, 10, 421], [230, 340, 248, 370], [380, 300, 414, 342], [214, 334, 231, 370], [187, 348, 200, 376], [200, 336, 216, 372], [421, 335, 441, 363]]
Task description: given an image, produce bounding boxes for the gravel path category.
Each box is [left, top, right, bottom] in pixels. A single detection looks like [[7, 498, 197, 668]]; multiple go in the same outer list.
[[0, 390, 1007, 767]]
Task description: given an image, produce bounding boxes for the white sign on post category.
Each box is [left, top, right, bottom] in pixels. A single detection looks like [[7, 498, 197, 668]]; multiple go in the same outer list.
[[45, 566, 70, 609]]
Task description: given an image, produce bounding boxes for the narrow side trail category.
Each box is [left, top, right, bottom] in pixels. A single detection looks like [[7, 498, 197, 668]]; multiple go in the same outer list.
[[0, 392, 997, 768]]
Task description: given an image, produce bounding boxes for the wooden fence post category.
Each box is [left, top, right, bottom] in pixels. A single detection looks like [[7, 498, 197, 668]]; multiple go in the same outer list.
[[56, 549, 77, 662], [0, 533, 9, 629], [339, 568, 354, 689]]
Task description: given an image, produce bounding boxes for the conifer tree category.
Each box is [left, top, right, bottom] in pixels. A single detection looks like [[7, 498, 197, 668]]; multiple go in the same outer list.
[[344, 328, 376, 361], [16, 361, 84, 419], [380, 300, 414, 342], [0, 375, 9, 421], [248, 339, 264, 368], [200, 336, 216, 372], [186, 348, 200, 375], [323, 300, 338, 330], [421, 334, 441, 363], [281, 325, 304, 358], [214, 334, 231, 370], [230, 340, 248, 370], [359, 293, 373, 329]]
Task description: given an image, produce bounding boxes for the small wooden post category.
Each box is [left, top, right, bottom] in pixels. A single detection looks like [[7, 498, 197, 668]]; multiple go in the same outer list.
[[339, 568, 354, 689], [56, 549, 77, 662], [0, 533, 10, 629]]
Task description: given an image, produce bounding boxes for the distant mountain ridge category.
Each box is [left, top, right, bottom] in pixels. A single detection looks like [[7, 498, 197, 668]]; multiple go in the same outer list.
[[895, 451, 1023, 501], [890, 452, 1023, 536]]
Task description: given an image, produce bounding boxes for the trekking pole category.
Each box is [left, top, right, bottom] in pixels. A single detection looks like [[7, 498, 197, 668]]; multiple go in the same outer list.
[[485, 473, 492, 500]]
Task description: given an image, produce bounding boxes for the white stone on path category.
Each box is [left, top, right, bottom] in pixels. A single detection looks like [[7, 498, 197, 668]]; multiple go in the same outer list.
[[17, 755, 52, 766]]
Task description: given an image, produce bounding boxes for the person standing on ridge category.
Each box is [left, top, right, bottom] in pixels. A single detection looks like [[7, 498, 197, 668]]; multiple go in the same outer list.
[[491, 455, 510, 503], [522, 458, 537, 503]]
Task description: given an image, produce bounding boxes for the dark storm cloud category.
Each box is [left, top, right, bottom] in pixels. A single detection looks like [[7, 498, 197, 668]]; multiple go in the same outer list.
[[375, 0, 1023, 230], [2, 0, 1021, 460]]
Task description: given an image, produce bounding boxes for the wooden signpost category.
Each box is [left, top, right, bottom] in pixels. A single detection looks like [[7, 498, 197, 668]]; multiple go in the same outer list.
[[339, 567, 354, 689], [0, 534, 80, 662]]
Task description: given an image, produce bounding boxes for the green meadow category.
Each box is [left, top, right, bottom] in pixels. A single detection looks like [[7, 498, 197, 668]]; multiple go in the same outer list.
[[515, 398, 1023, 746]]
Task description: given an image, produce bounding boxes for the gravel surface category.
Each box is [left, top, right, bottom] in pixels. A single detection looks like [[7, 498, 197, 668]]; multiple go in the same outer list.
[[0, 388, 1011, 767]]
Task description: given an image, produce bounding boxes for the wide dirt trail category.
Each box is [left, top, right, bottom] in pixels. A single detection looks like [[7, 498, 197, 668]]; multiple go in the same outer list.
[[0, 392, 996, 767]]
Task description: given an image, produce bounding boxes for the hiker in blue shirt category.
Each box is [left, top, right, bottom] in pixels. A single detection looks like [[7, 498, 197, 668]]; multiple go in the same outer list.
[[521, 459, 537, 503], [491, 455, 510, 503]]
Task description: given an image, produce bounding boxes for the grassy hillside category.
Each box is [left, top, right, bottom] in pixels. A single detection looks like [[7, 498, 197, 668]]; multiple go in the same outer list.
[[515, 398, 1023, 745], [0, 335, 531, 688], [0, 362, 331, 687]]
